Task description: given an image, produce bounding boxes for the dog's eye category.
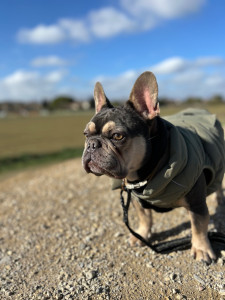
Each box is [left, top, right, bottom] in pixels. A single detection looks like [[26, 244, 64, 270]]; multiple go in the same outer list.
[[112, 133, 124, 141]]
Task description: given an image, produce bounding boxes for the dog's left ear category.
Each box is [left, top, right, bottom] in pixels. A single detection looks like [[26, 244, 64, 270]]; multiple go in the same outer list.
[[129, 71, 160, 120], [94, 82, 113, 113]]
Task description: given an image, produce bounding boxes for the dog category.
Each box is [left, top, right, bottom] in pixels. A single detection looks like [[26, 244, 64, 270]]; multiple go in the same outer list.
[[82, 71, 225, 264]]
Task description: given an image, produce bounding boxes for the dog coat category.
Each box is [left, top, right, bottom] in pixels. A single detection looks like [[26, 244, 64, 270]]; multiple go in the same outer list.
[[113, 109, 225, 208]]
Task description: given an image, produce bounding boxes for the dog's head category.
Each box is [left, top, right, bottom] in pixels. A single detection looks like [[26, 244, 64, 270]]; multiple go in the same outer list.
[[82, 71, 160, 181]]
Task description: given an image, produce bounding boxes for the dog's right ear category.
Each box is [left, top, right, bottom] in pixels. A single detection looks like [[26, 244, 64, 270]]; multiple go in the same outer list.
[[129, 71, 160, 120], [94, 82, 113, 113]]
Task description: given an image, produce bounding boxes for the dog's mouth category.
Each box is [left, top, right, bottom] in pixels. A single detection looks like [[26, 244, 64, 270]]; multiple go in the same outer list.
[[87, 160, 105, 176], [84, 159, 124, 179]]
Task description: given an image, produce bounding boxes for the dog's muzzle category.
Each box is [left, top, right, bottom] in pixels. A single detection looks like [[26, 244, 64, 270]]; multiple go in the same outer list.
[[83, 136, 127, 179]]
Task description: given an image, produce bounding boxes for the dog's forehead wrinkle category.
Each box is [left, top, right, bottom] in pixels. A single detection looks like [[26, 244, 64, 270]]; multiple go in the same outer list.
[[92, 106, 148, 137], [102, 121, 116, 134], [92, 107, 127, 132]]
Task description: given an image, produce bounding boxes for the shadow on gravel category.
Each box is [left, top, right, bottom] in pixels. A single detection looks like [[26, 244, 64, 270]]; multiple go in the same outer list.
[[151, 220, 190, 243], [148, 206, 225, 256]]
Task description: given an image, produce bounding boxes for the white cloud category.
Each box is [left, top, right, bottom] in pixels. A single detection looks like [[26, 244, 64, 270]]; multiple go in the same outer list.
[[151, 57, 189, 74], [1, 56, 224, 101], [18, 19, 90, 45], [121, 0, 206, 19], [150, 56, 225, 75], [17, 8, 136, 44], [45, 70, 66, 82], [0, 70, 67, 101], [195, 56, 225, 67], [171, 69, 204, 83], [154, 57, 225, 99], [92, 56, 225, 100], [161, 73, 225, 99], [16, 0, 206, 44], [18, 24, 65, 44], [59, 19, 90, 42], [93, 69, 138, 99], [3, 70, 39, 86], [31, 56, 68, 67], [88, 7, 136, 38], [205, 75, 225, 87]]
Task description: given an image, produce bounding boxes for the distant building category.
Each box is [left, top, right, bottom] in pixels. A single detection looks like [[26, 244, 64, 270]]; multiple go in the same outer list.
[[80, 101, 91, 110]]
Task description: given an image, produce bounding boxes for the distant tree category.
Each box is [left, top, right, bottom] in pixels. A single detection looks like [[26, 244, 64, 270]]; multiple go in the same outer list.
[[42, 100, 50, 110], [89, 97, 95, 109], [158, 97, 174, 107], [50, 96, 75, 110], [208, 95, 224, 105], [185, 97, 203, 105]]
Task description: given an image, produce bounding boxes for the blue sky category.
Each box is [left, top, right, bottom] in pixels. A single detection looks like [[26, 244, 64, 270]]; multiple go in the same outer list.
[[0, 0, 225, 102]]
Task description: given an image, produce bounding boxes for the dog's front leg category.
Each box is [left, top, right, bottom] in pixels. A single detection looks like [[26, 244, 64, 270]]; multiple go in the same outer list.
[[129, 198, 152, 246], [185, 172, 216, 263]]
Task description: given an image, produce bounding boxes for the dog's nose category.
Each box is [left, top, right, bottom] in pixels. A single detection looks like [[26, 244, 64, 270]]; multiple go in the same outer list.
[[87, 139, 101, 152]]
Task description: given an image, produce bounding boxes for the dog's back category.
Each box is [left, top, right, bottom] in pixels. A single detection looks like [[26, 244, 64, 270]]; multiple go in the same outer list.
[[165, 108, 225, 195]]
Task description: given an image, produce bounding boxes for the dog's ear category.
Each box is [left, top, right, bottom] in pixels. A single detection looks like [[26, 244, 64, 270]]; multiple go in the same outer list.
[[94, 82, 113, 113], [129, 71, 160, 120]]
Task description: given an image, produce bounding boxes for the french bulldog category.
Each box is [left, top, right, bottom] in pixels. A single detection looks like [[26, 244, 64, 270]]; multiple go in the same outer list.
[[82, 71, 225, 264]]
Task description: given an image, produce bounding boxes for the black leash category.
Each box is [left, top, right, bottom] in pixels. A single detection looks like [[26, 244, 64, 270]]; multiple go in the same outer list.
[[120, 188, 159, 253], [120, 188, 225, 254]]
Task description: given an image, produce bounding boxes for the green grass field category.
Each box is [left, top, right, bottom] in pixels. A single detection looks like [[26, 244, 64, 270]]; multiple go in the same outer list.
[[0, 112, 92, 158], [0, 103, 225, 175], [0, 111, 93, 174]]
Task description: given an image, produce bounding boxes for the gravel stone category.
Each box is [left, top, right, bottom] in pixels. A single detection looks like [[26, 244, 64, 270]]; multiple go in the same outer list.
[[193, 274, 206, 286], [86, 270, 98, 280], [0, 158, 225, 299], [219, 289, 225, 296]]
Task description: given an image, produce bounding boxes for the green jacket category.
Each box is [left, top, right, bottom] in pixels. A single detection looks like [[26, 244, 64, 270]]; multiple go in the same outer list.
[[113, 109, 225, 208]]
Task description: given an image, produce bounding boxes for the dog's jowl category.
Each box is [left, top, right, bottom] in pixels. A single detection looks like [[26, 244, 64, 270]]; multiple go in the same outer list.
[[82, 71, 225, 264]]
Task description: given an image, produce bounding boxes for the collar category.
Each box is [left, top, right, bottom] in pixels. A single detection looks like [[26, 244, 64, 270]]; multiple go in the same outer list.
[[123, 178, 148, 190]]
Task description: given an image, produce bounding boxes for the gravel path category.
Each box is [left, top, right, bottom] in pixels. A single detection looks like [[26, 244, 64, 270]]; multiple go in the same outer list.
[[0, 159, 225, 300]]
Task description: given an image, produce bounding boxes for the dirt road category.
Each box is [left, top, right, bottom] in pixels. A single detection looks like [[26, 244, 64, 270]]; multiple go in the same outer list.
[[0, 159, 225, 299]]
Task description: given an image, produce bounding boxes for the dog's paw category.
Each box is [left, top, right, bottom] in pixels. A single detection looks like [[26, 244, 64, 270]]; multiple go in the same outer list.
[[129, 234, 145, 247], [191, 244, 216, 264], [129, 227, 151, 247]]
